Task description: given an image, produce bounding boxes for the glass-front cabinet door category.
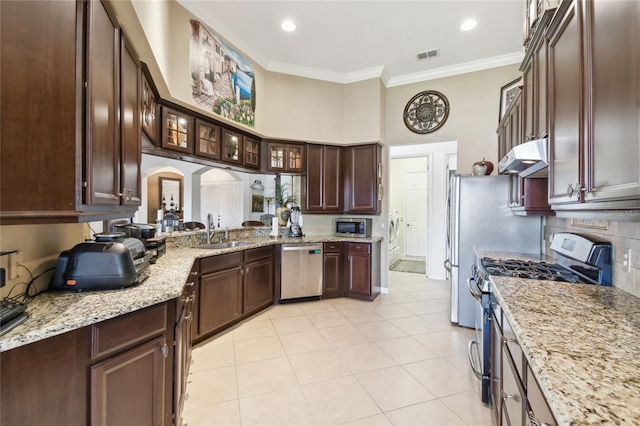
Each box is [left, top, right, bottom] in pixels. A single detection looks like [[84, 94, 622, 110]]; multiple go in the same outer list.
[[266, 141, 305, 172], [222, 128, 243, 165], [161, 107, 194, 154], [195, 119, 221, 160], [243, 136, 260, 169]]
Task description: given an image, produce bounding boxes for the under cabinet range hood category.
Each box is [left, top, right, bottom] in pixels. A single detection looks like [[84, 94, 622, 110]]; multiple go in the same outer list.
[[498, 138, 549, 177]]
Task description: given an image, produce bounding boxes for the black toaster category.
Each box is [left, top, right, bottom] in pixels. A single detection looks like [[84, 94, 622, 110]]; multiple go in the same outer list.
[[50, 238, 151, 291]]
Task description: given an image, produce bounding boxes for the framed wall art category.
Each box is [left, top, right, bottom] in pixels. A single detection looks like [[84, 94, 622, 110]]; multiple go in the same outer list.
[[499, 77, 522, 121]]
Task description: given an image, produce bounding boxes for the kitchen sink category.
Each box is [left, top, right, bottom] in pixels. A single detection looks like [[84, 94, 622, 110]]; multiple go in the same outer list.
[[193, 241, 253, 249]]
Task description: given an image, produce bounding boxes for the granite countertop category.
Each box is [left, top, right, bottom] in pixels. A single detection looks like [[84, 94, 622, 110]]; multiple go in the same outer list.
[[0, 235, 382, 353], [491, 276, 640, 425]]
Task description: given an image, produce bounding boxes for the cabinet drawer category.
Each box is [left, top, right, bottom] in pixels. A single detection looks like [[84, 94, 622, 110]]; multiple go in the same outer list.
[[201, 252, 243, 274], [244, 246, 272, 263], [347, 242, 370, 255], [502, 345, 525, 426], [92, 303, 168, 360], [526, 365, 557, 425], [324, 242, 343, 253], [502, 314, 525, 380]]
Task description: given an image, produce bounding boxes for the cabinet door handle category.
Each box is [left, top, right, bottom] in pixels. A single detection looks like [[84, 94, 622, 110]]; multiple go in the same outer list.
[[527, 410, 551, 426], [185, 313, 193, 322], [118, 188, 133, 201], [186, 281, 195, 287], [241, 268, 245, 276], [501, 390, 519, 402], [501, 336, 517, 344], [161, 343, 169, 358]]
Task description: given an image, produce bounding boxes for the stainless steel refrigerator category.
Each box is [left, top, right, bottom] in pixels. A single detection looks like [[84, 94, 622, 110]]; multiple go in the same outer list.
[[445, 174, 542, 328]]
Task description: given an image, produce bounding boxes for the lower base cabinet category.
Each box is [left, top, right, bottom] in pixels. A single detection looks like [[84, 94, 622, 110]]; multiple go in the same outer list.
[[194, 247, 275, 344], [0, 301, 174, 426], [91, 336, 168, 426], [323, 242, 344, 298], [346, 241, 381, 301], [491, 302, 557, 426]]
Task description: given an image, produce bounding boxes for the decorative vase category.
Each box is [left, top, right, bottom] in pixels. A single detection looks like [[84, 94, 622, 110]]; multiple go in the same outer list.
[[276, 206, 290, 226]]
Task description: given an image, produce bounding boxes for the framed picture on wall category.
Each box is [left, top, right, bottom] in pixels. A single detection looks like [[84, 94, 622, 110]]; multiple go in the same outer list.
[[499, 77, 522, 121]]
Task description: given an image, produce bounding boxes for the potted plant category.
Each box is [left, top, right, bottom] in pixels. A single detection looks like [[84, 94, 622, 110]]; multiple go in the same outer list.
[[275, 179, 299, 226]]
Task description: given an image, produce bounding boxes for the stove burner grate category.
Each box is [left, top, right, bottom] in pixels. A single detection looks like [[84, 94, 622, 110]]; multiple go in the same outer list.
[[480, 258, 585, 284]]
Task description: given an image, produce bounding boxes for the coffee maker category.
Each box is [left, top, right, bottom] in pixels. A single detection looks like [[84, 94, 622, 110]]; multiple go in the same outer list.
[[288, 206, 303, 237]]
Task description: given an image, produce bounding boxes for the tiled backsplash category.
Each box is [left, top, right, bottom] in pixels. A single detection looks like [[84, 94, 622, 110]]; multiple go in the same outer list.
[[545, 217, 640, 297]]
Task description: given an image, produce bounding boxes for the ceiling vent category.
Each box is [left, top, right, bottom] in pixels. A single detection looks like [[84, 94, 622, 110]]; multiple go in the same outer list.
[[416, 49, 440, 60]]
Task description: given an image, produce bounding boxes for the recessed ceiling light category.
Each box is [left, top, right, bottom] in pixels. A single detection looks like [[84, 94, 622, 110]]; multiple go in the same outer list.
[[460, 19, 477, 31], [281, 20, 296, 32]]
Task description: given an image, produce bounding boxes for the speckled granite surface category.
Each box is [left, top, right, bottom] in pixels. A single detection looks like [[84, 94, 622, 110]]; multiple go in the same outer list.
[[0, 234, 381, 352], [490, 276, 640, 425]]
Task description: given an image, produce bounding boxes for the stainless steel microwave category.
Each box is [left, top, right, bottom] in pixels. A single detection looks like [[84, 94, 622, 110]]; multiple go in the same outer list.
[[335, 218, 372, 238]]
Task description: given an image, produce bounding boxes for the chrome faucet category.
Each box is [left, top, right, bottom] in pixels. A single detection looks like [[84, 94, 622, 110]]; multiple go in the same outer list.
[[206, 213, 215, 244]]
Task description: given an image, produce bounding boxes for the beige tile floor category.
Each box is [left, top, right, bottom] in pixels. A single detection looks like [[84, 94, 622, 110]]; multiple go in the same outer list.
[[182, 271, 494, 426]]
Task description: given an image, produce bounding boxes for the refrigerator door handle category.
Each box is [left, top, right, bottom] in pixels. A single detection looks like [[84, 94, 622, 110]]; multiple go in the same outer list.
[[443, 259, 451, 272], [467, 277, 482, 302]]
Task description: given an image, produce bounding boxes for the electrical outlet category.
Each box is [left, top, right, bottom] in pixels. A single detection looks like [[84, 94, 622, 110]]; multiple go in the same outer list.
[[8, 251, 21, 280], [623, 248, 632, 273]]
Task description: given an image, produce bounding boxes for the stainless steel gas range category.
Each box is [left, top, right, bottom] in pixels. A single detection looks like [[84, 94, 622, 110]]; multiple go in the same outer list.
[[467, 232, 612, 404]]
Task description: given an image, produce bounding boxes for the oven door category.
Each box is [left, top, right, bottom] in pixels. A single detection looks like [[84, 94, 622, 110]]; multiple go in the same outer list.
[[467, 274, 492, 403]]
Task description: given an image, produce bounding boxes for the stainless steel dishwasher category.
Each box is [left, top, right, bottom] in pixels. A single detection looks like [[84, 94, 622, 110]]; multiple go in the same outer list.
[[280, 243, 323, 300]]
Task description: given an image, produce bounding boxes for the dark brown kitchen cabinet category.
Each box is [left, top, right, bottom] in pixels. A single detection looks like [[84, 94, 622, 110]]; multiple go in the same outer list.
[[141, 65, 159, 145], [265, 141, 306, 172], [195, 118, 222, 160], [497, 89, 523, 162], [195, 249, 274, 343], [323, 242, 344, 298], [304, 144, 343, 213], [243, 246, 275, 314], [197, 252, 244, 339], [0, 0, 141, 224], [548, 0, 640, 214], [521, 8, 555, 142], [346, 241, 380, 301], [222, 127, 244, 165], [243, 135, 261, 170], [491, 301, 557, 426], [343, 144, 382, 215], [509, 176, 554, 216], [161, 106, 194, 154], [175, 264, 198, 426], [1, 327, 91, 426], [90, 302, 173, 426], [86, 1, 142, 208], [1, 301, 176, 426]]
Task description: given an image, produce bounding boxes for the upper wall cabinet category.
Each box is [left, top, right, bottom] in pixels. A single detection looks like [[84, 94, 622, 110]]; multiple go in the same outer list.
[[264, 141, 305, 173], [303, 144, 342, 213], [547, 0, 640, 215], [221, 128, 243, 165], [194, 119, 221, 160], [0, 0, 141, 224], [161, 106, 194, 155], [243, 135, 261, 170], [141, 65, 159, 145], [343, 144, 382, 215]]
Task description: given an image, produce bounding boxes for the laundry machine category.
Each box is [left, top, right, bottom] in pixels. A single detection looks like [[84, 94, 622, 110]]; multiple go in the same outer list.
[[389, 209, 400, 263]]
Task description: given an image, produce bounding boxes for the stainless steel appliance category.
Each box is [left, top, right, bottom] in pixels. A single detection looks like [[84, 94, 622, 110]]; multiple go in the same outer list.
[[280, 244, 323, 300], [335, 218, 372, 238], [445, 174, 542, 328], [469, 232, 612, 403], [50, 238, 151, 291], [498, 137, 549, 177]]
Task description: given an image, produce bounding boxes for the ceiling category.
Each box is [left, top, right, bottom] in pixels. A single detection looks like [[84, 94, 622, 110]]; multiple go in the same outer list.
[[177, 0, 526, 87]]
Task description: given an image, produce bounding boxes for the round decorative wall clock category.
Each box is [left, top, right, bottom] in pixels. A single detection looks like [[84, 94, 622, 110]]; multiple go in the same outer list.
[[403, 90, 450, 134]]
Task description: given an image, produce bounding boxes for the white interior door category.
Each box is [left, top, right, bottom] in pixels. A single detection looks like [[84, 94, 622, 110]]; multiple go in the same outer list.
[[404, 171, 428, 258]]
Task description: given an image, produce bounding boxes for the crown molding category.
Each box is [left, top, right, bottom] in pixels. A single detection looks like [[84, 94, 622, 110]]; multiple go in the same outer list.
[[267, 61, 385, 84], [386, 52, 524, 88]]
